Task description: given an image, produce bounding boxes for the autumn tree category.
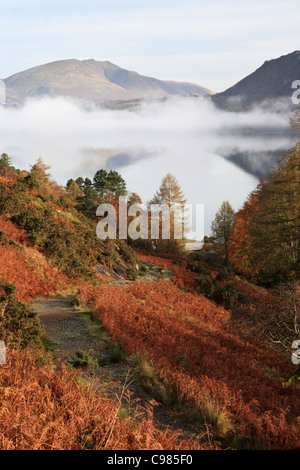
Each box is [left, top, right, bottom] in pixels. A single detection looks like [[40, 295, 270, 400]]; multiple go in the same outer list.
[[251, 110, 300, 282], [253, 151, 299, 281], [211, 201, 235, 265], [150, 173, 187, 253], [0, 153, 14, 177], [228, 192, 258, 276], [127, 192, 142, 206], [66, 180, 84, 200], [127, 192, 143, 232], [229, 135, 299, 284], [233, 147, 299, 283], [29, 157, 51, 196]]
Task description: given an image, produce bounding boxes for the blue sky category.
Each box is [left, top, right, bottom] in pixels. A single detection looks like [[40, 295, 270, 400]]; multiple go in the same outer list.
[[0, 0, 299, 91]]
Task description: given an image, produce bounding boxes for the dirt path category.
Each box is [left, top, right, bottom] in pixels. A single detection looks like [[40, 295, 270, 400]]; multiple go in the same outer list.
[[34, 293, 198, 440]]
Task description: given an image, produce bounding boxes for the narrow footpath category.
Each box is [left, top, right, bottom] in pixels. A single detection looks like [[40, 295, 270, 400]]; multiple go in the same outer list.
[[34, 293, 198, 441]]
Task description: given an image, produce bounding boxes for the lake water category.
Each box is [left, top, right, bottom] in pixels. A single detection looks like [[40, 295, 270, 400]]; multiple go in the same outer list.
[[104, 130, 297, 236], [1, 96, 297, 236]]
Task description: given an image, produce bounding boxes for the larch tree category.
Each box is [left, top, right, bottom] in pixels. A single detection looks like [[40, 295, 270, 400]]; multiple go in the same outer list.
[[0, 153, 13, 177], [30, 157, 51, 196], [150, 173, 187, 253], [248, 148, 299, 282], [211, 200, 235, 265], [66, 180, 84, 200], [228, 110, 300, 283]]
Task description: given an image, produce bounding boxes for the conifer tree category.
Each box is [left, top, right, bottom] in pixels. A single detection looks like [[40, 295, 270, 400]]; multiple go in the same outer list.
[[0, 153, 13, 177], [151, 173, 187, 253], [67, 180, 84, 200], [30, 157, 51, 195], [229, 115, 300, 283], [211, 201, 235, 265], [93, 169, 126, 198]]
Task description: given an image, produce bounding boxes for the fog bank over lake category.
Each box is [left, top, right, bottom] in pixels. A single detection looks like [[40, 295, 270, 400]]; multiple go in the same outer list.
[[0, 95, 297, 234]]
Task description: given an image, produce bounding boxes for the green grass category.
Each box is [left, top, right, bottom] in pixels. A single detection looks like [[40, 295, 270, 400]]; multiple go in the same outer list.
[[67, 349, 98, 373], [42, 335, 61, 351], [128, 354, 244, 446], [74, 305, 128, 365], [109, 343, 126, 363]]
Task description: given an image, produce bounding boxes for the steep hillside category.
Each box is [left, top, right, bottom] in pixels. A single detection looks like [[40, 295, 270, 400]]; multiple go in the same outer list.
[[212, 51, 300, 111], [0, 166, 137, 301], [1, 146, 299, 450], [4, 59, 213, 104], [78, 250, 300, 450]]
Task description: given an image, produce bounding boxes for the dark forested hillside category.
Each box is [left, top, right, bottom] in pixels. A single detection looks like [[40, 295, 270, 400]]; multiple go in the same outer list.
[[212, 51, 300, 111]]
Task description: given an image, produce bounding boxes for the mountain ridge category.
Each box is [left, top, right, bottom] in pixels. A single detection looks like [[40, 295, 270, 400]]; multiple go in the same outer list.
[[4, 58, 213, 104], [3, 52, 300, 110], [211, 50, 300, 111]]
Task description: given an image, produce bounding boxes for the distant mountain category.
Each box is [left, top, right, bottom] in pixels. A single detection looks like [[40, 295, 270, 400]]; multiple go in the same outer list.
[[4, 59, 213, 104], [212, 51, 300, 111]]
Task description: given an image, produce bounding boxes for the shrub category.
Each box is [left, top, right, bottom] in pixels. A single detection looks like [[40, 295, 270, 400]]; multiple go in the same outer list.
[[0, 279, 44, 348], [138, 262, 148, 275], [126, 267, 138, 280], [212, 285, 249, 308], [67, 349, 98, 372], [172, 258, 186, 267], [196, 275, 217, 297], [109, 343, 125, 363], [0, 231, 9, 245]]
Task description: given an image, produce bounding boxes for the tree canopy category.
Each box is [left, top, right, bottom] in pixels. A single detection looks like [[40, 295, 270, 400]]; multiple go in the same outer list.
[[151, 173, 186, 207], [150, 173, 187, 254], [65, 169, 127, 219], [0, 153, 14, 178], [229, 141, 300, 283], [211, 201, 235, 265], [93, 169, 126, 198]]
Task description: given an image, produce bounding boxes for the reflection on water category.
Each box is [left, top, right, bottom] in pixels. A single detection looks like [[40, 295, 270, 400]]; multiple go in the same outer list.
[[216, 128, 297, 178], [223, 149, 287, 178], [1, 95, 297, 235], [104, 130, 297, 235]]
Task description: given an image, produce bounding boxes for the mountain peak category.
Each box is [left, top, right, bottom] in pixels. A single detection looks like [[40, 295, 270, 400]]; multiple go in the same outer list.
[[4, 59, 212, 104], [212, 50, 300, 111]]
